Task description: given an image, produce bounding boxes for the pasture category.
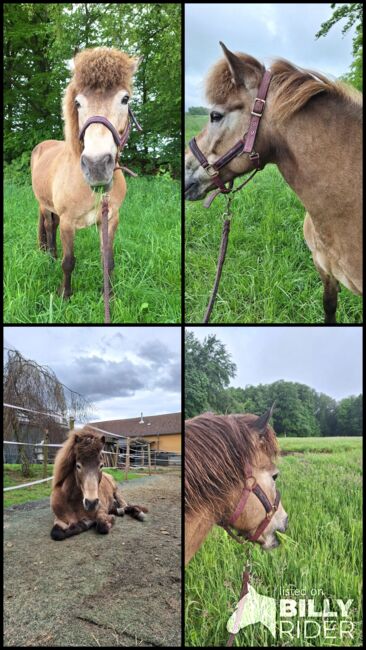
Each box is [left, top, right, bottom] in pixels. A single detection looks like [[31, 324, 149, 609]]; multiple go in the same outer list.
[[3, 464, 141, 508], [185, 437, 362, 647], [184, 114, 362, 324], [4, 472, 181, 646], [4, 175, 181, 324]]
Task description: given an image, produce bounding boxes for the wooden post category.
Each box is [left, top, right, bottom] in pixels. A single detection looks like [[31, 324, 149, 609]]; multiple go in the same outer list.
[[114, 441, 119, 468], [69, 416, 75, 430], [125, 438, 130, 481], [148, 443, 151, 476], [43, 429, 49, 479], [142, 445, 145, 468]]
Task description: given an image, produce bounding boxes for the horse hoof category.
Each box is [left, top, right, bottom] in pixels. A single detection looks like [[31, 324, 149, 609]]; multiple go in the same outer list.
[[50, 524, 67, 541], [96, 520, 110, 534], [57, 285, 72, 300]]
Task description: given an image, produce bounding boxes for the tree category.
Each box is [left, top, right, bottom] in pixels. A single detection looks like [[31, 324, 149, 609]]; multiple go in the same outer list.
[[3, 348, 94, 476], [336, 394, 362, 436], [316, 3, 363, 90], [185, 332, 236, 418]]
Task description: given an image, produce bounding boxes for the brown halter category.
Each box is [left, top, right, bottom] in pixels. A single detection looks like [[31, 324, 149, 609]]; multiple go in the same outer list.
[[219, 463, 280, 544], [189, 70, 272, 207]]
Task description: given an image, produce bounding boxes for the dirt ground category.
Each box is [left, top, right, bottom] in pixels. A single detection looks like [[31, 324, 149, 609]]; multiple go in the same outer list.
[[4, 472, 181, 647]]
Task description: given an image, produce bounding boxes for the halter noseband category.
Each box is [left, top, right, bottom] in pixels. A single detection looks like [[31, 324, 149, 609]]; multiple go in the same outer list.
[[79, 105, 142, 153], [188, 70, 272, 206], [219, 463, 280, 544]]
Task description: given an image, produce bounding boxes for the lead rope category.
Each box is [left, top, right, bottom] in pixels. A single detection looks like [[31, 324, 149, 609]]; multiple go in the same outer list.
[[202, 168, 259, 323], [101, 194, 110, 324], [227, 561, 251, 647], [203, 195, 233, 323]]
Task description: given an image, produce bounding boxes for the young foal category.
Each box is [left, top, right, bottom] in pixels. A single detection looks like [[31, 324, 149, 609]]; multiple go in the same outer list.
[[31, 47, 140, 299], [50, 427, 147, 541], [185, 44, 362, 323], [185, 407, 288, 565]]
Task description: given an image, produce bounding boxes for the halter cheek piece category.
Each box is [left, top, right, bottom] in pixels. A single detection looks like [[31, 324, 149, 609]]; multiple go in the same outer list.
[[189, 70, 272, 206], [219, 463, 280, 544], [78, 105, 142, 171]]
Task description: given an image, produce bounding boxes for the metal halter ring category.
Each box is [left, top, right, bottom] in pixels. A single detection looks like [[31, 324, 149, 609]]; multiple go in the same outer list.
[[246, 476, 257, 490]]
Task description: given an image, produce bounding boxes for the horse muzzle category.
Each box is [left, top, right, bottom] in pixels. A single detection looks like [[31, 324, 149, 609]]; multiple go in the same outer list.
[[83, 497, 100, 512]]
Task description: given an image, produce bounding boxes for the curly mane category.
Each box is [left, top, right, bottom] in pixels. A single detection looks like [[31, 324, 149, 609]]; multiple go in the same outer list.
[[63, 47, 139, 156], [52, 427, 104, 488], [185, 412, 279, 517]]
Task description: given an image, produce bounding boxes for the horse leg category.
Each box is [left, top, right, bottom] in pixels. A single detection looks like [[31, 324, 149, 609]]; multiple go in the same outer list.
[[44, 212, 59, 259], [320, 271, 339, 325], [98, 211, 119, 297], [50, 517, 95, 541], [95, 507, 116, 534], [38, 206, 49, 251], [110, 486, 148, 521], [58, 220, 76, 299], [303, 211, 339, 324]]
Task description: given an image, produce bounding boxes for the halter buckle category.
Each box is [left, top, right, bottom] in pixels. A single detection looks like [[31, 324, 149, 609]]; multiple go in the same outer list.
[[203, 163, 219, 177]]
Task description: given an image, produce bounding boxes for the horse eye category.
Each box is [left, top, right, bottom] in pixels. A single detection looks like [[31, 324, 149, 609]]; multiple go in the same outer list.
[[75, 100, 81, 109], [273, 472, 279, 481], [76, 463, 82, 470], [100, 463, 104, 469], [121, 95, 129, 105], [210, 111, 223, 123]]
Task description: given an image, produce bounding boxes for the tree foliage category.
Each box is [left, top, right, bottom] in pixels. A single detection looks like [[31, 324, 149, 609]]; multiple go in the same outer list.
[[3, 348, 95, 475], [4, 3, 181, 178], [316, 3, 363, 90], [185, 332, 362, 436], [185, 332, 237, 418]]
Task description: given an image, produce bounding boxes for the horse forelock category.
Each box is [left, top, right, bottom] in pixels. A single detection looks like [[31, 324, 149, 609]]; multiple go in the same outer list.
[[52, 428, 104, 487], [185, 412, 278, 518], [73, 47, 135, 93]]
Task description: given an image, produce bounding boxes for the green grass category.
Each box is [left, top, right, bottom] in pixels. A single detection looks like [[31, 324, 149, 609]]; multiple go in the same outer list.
[[185, 116, 363, 324], [185, 437, 362, 647], [3, 463, 141, 507], [185, 114, 208, 145], [4, 175, 181, 323]]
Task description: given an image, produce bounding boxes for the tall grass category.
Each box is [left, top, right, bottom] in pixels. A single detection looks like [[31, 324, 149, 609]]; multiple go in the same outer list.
[[185, 437, 362, 647], [184, 115, 362, 324], [4, 176, 181, 323]]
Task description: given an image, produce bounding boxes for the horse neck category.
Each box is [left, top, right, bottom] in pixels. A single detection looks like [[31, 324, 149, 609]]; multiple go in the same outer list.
[[269, 93, 362, 219], [185, 509, 216, 565]]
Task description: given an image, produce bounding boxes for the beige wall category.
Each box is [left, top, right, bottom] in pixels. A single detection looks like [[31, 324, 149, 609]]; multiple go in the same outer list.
[[144, 433, 181, 453]]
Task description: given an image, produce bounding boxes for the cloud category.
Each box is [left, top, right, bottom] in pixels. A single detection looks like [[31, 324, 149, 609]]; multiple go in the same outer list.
[[138, 339, 175, 365]]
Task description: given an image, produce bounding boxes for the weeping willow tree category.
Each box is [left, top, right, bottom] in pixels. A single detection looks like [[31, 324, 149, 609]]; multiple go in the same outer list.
[[3, 349, 94, 476]]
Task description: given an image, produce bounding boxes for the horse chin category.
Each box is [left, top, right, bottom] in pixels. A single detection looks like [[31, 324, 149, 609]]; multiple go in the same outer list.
[[260, 534, 280, 551], [184, 179, 214, 201]]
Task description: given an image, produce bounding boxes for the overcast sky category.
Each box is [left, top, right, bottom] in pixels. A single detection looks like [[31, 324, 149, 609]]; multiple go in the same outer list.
[[4, 327, 181, 423], [187, 327, 362, 400], [185, 3, 357, 109]]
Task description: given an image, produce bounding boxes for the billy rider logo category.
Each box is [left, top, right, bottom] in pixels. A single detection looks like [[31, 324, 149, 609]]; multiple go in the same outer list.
[[227, 584, 354, 641]]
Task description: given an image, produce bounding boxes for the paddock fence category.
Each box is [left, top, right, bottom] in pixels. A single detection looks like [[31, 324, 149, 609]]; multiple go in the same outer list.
[[4, 402, 180, 494]]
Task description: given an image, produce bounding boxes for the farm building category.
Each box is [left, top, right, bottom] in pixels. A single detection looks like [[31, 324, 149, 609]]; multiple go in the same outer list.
[[3, 411, 70, 464], [88, 412, 182, 467]]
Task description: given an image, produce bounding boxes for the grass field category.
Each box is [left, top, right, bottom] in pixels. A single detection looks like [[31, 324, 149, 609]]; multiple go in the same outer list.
[[185, 114, 363, 324], [185, 437, 362, 647], [4, 175, 181, 324], [3, 463, 141, 508]]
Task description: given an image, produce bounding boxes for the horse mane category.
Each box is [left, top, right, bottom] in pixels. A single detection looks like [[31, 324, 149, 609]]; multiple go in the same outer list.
[[185, 412, 278, 517], [52, 426, 104, 488], [63, 47, 138, 156], [205, 51, 361, 122]]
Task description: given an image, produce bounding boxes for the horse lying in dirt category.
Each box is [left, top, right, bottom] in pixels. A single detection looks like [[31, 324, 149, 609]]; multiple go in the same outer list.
[[50, 427, 147, 541]]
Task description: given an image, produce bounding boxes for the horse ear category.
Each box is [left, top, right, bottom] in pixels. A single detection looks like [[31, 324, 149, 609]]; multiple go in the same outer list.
[[219, 42, 246, 86], [256, 402, 276, 434], [219, 42, 261, 90]]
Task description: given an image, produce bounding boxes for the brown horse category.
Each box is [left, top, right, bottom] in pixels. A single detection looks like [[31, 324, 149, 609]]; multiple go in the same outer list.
[[185, 44, 362, 323], [50, 427, 147, 541], [185, 407, 288, 565], [31, 47, 140, 299]]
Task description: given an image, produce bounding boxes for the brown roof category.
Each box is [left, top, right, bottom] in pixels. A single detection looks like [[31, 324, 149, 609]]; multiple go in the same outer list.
[[88, 412, 181, 438]]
